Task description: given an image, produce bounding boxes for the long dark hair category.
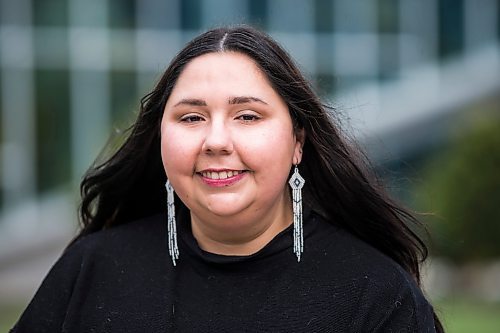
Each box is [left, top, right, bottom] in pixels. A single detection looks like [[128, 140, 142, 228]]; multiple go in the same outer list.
[[78, 25, 443, 331]]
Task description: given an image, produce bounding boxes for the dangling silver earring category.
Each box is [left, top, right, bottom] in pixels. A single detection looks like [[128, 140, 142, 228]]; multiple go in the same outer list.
[[166, 180, 179, 266], [288, 165, 305, 262]]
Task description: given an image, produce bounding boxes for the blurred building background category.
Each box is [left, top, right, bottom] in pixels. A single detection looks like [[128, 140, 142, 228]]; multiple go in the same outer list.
[[1, 0, 500, 331]]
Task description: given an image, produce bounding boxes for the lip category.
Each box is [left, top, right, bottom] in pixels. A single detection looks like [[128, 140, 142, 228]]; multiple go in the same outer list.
[[197, 169, 247, 187]]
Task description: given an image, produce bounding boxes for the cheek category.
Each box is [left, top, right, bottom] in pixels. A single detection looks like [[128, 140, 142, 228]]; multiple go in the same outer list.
[[240, 126, 295, 178], [161, 126, 196, 176]]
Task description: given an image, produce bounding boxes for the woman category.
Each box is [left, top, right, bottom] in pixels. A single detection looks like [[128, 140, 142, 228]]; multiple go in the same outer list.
[[12, 25, 444, 332]]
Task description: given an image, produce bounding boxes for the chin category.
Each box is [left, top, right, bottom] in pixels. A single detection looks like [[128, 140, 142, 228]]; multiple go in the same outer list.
[[200, 193, 253, 216], [205, 204, 250, 218]]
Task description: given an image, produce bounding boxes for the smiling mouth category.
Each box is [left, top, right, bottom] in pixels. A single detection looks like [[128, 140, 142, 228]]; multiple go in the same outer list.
[[199, 170, 246, 180]]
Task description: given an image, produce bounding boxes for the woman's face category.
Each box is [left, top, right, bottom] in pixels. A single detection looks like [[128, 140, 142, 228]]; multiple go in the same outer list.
[[161, 52, 303, 234]]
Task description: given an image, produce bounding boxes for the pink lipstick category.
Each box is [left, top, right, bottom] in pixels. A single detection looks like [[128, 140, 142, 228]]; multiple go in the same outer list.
[[198, 169, 247, 187]]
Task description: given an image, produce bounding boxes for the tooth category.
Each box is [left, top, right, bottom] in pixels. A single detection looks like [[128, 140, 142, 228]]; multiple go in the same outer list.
[[227, 171, 233, 177], [220, 171, 228, 179], [211, 172, 219, 179]]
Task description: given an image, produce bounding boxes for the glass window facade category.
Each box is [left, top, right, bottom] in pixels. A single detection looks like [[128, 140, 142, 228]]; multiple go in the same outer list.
[[34, 69, 70, 192]]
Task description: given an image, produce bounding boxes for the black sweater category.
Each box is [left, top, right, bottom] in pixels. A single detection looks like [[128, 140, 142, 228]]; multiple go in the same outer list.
[[11, 208, 436, 332]]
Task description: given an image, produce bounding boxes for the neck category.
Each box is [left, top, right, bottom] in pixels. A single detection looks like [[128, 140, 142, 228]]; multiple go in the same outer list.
[[189, 195, 293, 256]]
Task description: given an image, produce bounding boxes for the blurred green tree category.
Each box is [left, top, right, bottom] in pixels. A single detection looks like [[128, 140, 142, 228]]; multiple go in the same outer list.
[[418, 115, 500, 262]]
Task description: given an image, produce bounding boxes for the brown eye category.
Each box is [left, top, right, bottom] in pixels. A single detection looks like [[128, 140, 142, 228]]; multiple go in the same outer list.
[[237, 114, 260, 122], [181, 115, 204, 123]]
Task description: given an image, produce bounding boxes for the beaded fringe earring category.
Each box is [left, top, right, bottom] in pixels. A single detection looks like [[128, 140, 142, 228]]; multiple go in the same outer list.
[[288, 165, 305, 262], [165, 180, 179, 266]]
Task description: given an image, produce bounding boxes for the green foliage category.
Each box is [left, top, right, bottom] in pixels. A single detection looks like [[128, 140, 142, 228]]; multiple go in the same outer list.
[[418, 116, 500, 262], [0, 303, 24, 332], [437, 298, 500, 333]]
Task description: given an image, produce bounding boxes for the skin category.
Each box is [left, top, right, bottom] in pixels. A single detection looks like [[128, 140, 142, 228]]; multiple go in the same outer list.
[[161, 52, 304, 256]]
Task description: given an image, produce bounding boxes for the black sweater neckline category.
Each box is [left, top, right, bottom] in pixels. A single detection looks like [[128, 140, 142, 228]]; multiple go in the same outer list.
[[177, 205, 315, 266]]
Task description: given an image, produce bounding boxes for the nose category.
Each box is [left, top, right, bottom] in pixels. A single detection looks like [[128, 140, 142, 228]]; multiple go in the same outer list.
[[201, 118, 234, 155]]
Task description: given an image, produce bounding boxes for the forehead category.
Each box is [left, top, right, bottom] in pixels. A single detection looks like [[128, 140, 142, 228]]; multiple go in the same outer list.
[[181, 51, 262, 76], [171, 52, 273, 94]]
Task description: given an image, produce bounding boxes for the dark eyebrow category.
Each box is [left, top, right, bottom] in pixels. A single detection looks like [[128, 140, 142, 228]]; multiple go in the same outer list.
[[173, 98, 207, 107], [173, 96, 267, 107], [228, 96, 268, 105]]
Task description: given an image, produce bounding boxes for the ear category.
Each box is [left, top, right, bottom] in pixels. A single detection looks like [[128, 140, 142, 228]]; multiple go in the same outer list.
[[292, 129, 305, 165]]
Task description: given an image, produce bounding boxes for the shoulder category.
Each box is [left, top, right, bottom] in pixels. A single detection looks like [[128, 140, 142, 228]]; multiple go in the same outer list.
[[22, 212, 168, 300], [11, 214, 170, 332], [308, 212, 436, 331], [39, 212, 167, 284], [68, 213, 166, 259], [309, 212, 411, 281]]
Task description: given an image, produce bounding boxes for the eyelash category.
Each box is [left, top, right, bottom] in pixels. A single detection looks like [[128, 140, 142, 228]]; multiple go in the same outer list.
[[236, 113, 261, 122], [180, 115, 204, 123], [179, 112, 261, 123]]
